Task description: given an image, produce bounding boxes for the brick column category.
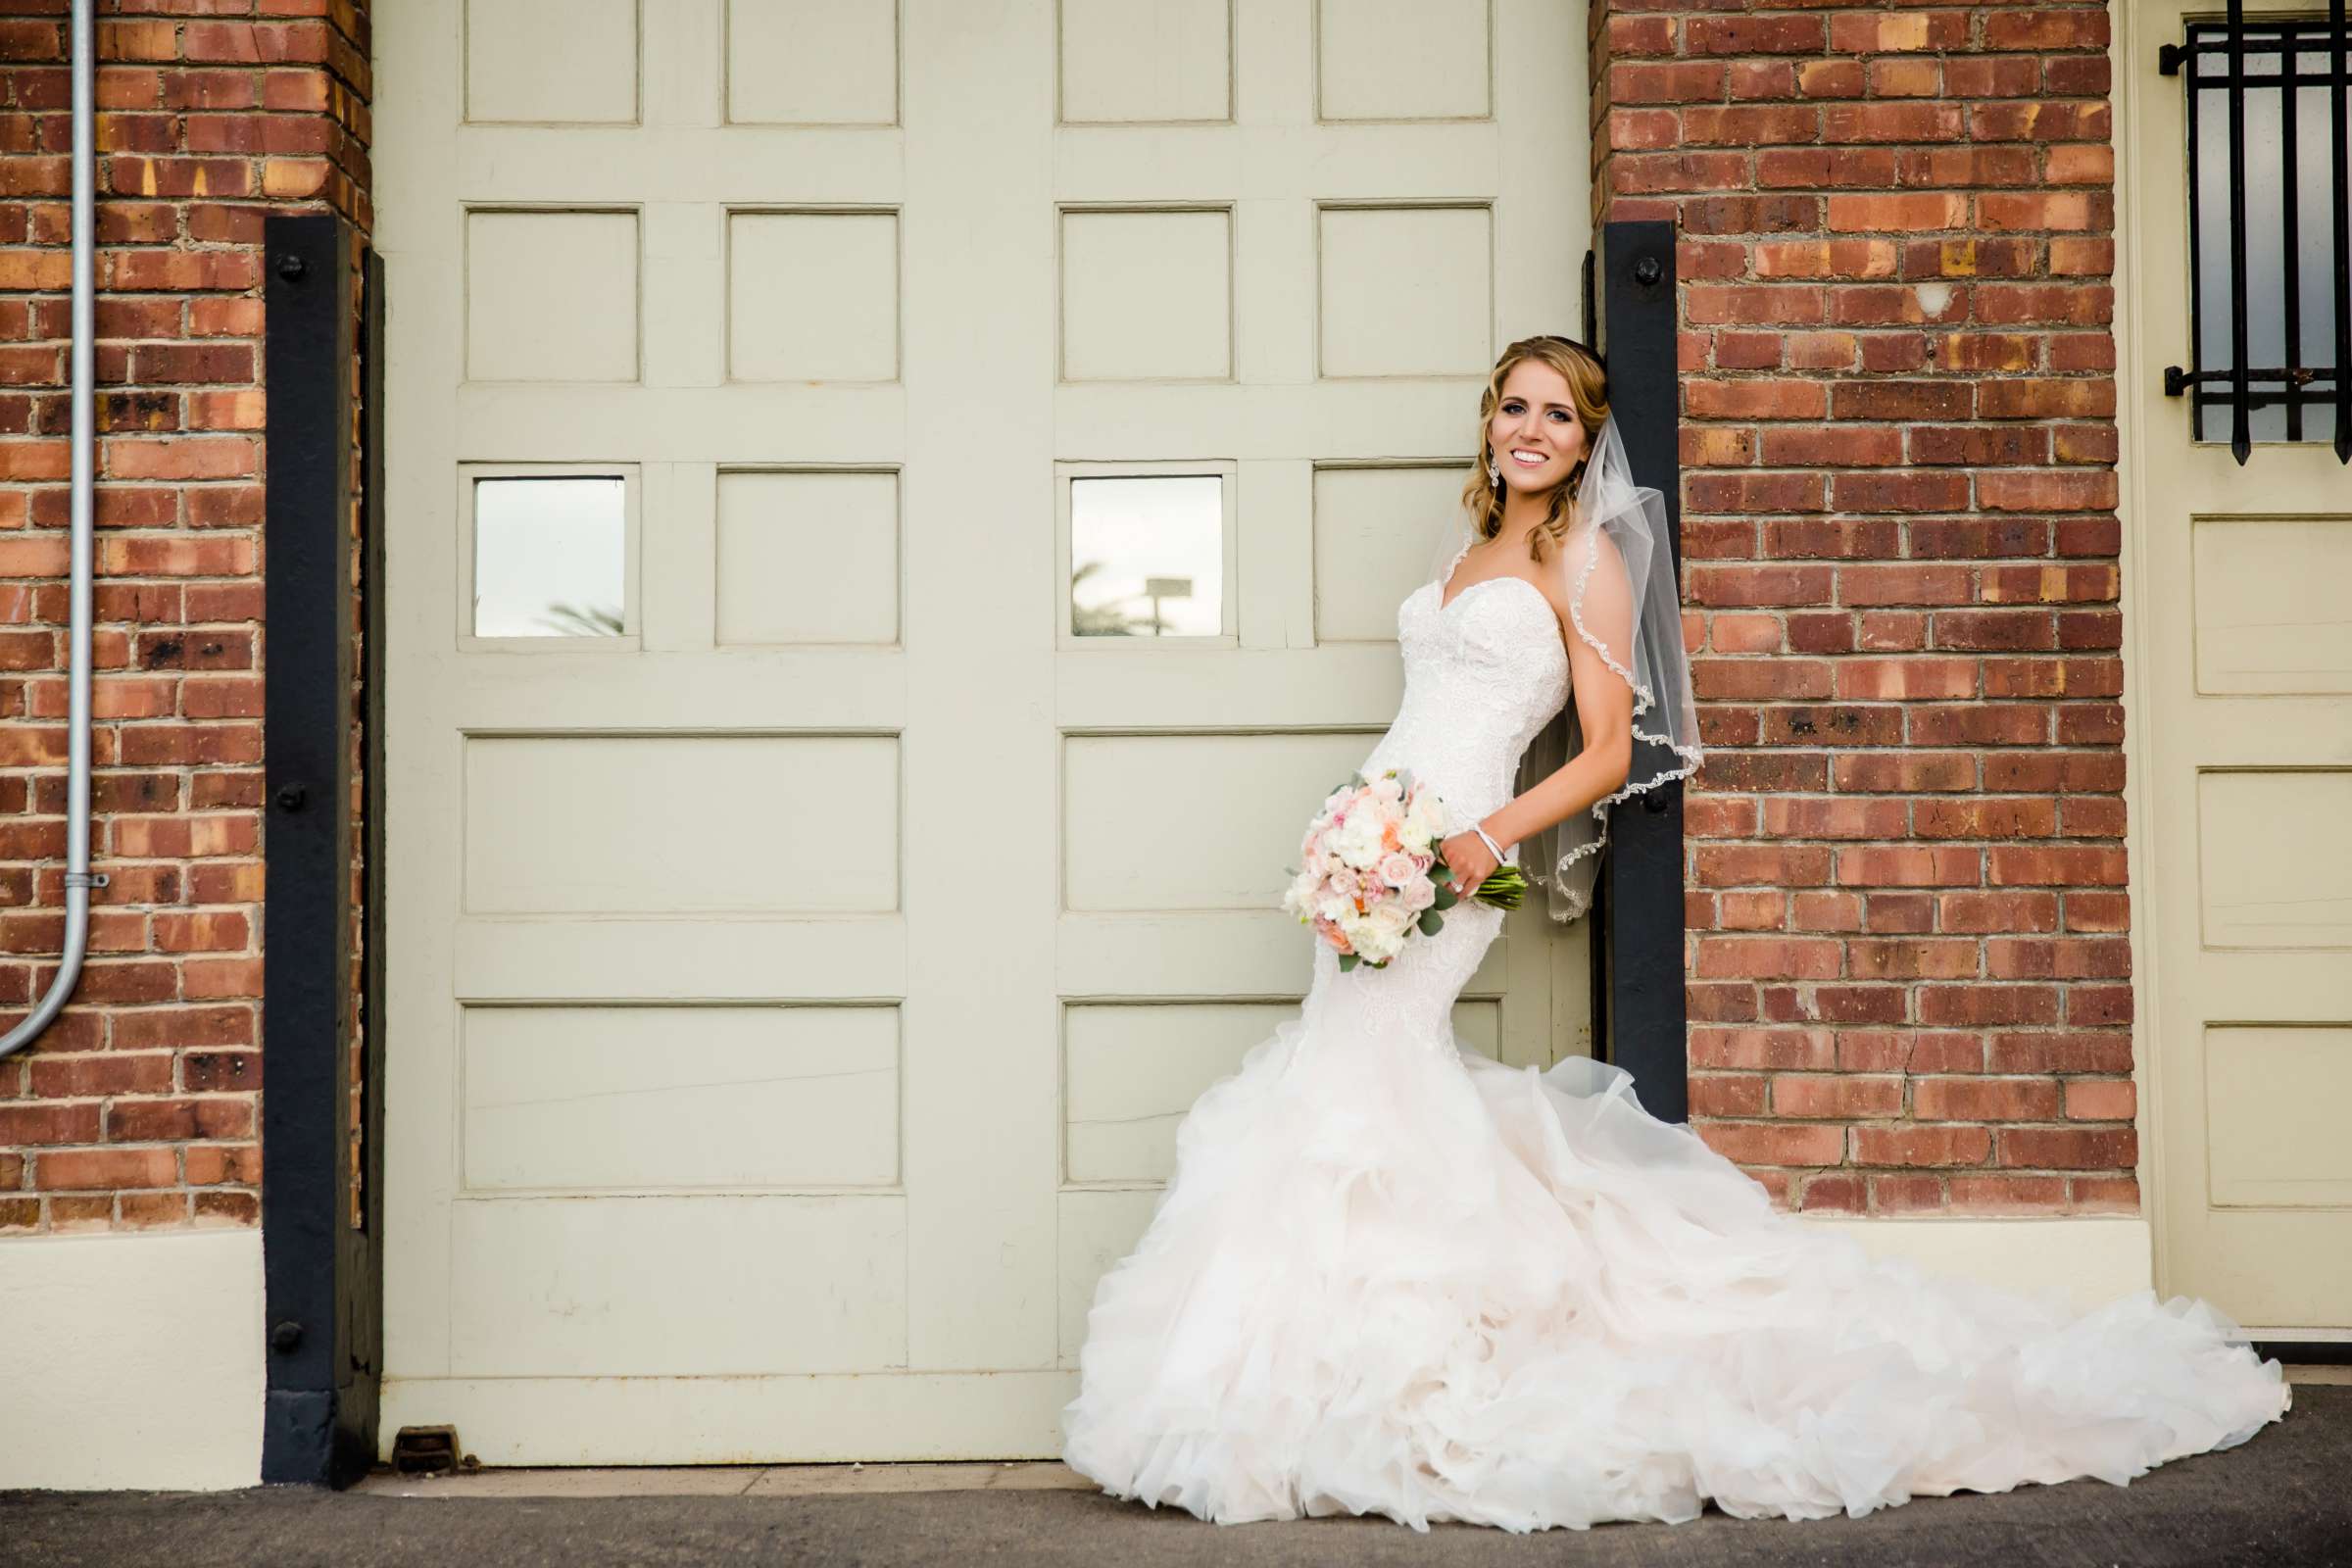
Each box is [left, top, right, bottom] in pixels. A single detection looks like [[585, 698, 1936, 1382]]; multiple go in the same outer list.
[[1592, 2, 2132, 1215], [0, 3, 371, 1235]]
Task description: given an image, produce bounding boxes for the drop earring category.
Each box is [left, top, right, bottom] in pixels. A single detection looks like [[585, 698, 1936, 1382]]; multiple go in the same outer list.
[[1485, 450, 1500, 486]]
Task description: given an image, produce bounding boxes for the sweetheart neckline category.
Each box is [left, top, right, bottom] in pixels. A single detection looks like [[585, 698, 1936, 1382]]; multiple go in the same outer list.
[[1435, 534, 1548, 619], [1427, 538, 1568, 670], [1418, 575, 1571, 676], [1437, 571, 1547, 618]]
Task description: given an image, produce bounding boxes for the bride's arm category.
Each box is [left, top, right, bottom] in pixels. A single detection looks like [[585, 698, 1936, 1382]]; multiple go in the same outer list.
[[1436, 530, 1642, 886]]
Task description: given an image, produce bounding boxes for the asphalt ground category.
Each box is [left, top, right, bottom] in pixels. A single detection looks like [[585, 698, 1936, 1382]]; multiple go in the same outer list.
[[6, 1384, 2349, 1568]]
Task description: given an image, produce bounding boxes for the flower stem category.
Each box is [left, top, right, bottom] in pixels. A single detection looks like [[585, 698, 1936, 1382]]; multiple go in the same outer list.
[[1469, 863, 1530, 911]]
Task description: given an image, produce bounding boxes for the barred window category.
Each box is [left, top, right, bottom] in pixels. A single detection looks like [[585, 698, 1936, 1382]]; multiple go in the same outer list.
[[2164, 10, 2351, 463]]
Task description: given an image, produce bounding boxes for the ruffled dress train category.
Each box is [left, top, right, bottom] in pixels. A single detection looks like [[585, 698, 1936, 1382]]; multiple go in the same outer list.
[[1057, 568, 2289, 1534], [1059, 905, 2289, 1531]]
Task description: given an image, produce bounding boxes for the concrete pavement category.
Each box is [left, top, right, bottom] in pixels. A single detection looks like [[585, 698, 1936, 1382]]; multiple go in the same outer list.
[[6, 1381, 2349, 1567]]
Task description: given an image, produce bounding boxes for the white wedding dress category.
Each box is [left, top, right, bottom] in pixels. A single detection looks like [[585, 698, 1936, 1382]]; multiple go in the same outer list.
[[1058, 562, 2291, 1533]]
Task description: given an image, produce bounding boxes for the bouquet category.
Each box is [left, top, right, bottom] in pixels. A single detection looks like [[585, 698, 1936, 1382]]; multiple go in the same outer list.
[[1279, 768, 1528, 970]]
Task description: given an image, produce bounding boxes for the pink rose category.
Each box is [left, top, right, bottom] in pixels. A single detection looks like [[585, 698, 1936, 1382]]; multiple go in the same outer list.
[[1377, 851, 1418, 888]]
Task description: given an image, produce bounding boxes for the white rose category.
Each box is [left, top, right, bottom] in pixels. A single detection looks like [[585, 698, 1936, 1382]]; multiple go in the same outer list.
[[1335, 814, 1385, 869], [1406, 790, 1446, 842], [1282, 870, 1322, 917]]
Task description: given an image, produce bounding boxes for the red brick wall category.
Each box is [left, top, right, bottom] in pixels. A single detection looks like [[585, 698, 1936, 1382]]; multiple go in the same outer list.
[[0, 1, 370, 1234], [1593, 2, 2133, 1214]]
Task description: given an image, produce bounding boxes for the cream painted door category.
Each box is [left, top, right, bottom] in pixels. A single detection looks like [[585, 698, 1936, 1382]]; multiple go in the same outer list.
[[2126, 1, 2352, 1335], [376, 0, 1590, 1462]]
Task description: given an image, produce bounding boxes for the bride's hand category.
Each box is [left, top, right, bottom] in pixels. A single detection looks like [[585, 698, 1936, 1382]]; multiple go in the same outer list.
[[1439, 830, 1498, 895]]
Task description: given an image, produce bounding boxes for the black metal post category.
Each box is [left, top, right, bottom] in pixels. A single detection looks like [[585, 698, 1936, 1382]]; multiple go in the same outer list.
[[2334, 0, 2351, 461], [1592, 220, 1689, 1124], [2227, 0, 2253, 463], [2184, 26, 2207, 441], [261, 213, 378, 1487], [2282, 28, 2305, 443]]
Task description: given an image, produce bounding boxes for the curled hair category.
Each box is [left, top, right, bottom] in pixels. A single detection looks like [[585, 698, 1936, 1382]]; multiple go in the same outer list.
[[1457, 334, 1610, 567]]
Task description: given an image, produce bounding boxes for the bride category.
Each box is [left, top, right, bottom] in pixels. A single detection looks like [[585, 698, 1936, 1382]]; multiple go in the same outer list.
[[1057, 334, 2290, 1533]]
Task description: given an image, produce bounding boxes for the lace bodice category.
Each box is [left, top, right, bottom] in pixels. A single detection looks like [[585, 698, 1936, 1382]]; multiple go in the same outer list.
[[1357, 548, 1571, 849], [1293, 551, 1576, 1046]]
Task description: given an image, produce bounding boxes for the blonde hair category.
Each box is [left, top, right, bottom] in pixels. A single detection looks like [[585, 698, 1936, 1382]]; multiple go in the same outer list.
[[1457, 334, 1609, 566]]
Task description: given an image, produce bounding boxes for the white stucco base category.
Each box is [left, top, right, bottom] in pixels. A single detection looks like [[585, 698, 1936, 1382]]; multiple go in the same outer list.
[[1808, 1214, 2155, 1310], [0, 1228, 264, 1492], [0, 1216, 2157, 1488]]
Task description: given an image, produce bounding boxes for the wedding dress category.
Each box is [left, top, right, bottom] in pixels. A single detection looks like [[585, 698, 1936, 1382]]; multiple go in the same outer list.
[[1057, 536, 2291, 1533]]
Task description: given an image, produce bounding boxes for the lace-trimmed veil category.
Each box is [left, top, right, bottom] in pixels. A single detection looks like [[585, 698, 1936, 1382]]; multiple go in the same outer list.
[[1428, 412, 1702, 923]]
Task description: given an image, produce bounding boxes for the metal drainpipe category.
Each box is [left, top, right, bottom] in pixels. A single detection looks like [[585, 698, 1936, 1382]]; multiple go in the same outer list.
[[2, 0, 103, 1062]]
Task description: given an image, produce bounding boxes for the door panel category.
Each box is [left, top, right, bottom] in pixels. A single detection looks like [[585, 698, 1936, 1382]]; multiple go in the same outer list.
[[380, 0, 1592, 1462], [2129, 1, 2352, 1333]]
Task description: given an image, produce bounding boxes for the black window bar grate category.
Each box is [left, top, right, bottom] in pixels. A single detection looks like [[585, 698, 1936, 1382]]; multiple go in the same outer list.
[[2160, 0, 2351, 465]]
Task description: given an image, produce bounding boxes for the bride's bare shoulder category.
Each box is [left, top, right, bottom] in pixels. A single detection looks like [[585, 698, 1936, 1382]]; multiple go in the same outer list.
[[1531, 535, 1580, 632]]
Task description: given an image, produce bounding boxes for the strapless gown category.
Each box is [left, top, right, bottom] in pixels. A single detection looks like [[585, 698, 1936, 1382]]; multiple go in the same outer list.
[[1057, 565, 2290, 1533]]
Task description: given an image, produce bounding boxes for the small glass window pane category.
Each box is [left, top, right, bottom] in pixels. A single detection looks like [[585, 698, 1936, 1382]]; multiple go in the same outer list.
[[2185, 24, 2348, 447], [1069, 475, 1223, 638], [472, 476, 627, 637]]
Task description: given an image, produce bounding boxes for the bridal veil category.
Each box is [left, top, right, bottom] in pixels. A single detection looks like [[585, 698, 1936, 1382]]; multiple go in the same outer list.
[[1430, 410, 1703, 923]]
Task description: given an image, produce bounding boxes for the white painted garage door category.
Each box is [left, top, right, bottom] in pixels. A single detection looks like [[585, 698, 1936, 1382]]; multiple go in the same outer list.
[[375, 0, 1591, 1463]]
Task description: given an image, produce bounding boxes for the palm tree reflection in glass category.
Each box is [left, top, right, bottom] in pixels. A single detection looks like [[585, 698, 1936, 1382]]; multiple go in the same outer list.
[[1071, 560, 1178, 637], [532, 602, 626, 637]]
